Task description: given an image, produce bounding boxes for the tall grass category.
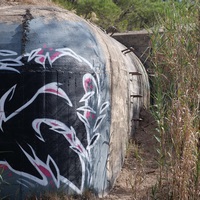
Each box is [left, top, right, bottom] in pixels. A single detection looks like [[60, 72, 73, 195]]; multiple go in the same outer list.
[[150, 1, 200, 199]]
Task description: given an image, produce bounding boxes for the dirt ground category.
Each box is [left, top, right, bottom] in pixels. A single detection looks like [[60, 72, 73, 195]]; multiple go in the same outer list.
[[102, 108, 159, 200], [0, 1, 159, 199]]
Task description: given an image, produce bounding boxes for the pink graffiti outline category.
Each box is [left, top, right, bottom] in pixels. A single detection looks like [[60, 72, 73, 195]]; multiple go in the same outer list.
[[0, 82, 72, 131], [0, 47, 110, 194], [25, 47, 94, 69], [32, 118, 90, 192], [32, 118, 89, 160]]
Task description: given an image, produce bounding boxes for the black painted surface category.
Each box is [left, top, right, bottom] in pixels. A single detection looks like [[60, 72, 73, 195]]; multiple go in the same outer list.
[[0, 14, 110, 199]]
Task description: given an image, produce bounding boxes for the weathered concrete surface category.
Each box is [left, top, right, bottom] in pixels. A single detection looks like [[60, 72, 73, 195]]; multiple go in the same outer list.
[[95, 32, 150, 191], [0, 5, 150, 199]]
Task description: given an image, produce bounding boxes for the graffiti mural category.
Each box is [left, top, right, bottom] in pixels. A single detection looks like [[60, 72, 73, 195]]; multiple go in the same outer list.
[[0, 46, 110, 198]]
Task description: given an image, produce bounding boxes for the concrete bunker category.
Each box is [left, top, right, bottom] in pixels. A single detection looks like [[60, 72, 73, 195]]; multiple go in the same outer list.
[[0, 5, 150, 199]]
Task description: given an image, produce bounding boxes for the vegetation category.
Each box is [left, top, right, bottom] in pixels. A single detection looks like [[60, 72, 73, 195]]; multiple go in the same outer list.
[[150, 0, 200, 199], [52, 0, 184, 32]]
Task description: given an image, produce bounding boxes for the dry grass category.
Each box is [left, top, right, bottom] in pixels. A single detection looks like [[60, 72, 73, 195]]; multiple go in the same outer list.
[[150, 1, 200, 199]]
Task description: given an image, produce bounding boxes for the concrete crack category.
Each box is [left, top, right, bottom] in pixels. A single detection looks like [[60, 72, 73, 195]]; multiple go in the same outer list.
[[21, 9, 33, 54]]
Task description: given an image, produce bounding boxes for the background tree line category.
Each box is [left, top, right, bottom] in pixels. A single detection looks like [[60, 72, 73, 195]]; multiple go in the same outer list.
[[52, 0, 190, 32]]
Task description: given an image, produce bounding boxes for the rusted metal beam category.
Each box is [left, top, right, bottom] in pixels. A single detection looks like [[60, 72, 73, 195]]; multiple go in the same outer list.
[[129, 72, 142, 75], [121, 47, 134, 54], [130, 94, 143, 98], [132, 118, 143, 121]]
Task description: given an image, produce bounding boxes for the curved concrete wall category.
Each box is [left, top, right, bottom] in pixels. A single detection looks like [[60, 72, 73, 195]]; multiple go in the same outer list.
[[0, 5, 149, 199]]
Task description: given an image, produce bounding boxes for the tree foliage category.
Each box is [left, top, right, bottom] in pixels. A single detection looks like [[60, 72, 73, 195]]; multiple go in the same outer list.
[[76, 0, 120, 29], [113, 0, 167, 30], [52, 0, 193, 32]]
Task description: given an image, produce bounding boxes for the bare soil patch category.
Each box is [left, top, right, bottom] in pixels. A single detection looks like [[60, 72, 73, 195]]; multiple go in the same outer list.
[[102, 108, 159, 200]]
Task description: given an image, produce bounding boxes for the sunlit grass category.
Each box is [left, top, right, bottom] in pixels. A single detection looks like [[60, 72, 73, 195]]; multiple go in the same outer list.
[[150, 1, 200, 199]]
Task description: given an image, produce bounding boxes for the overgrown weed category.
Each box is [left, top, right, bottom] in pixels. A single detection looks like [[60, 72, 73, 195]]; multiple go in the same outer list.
[[26, 190, 98, 200], [150, 0, 200, 199], [126, 139, 146, 200]]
